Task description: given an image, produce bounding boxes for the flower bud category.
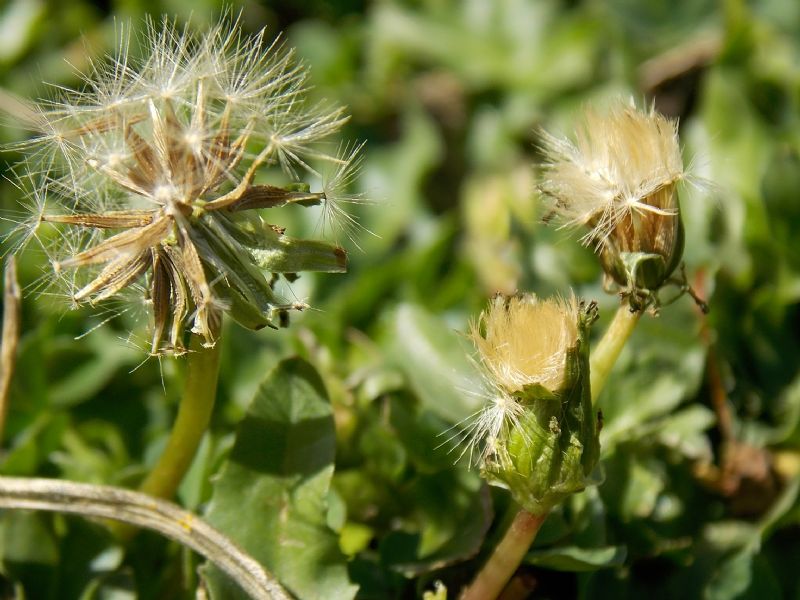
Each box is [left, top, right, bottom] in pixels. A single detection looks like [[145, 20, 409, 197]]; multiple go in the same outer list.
[[468, 294, 600, 515], [540, 101, 687, 310]]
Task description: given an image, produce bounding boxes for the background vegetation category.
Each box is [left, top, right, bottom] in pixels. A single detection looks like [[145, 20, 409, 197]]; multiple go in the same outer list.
[[1, 0, 799, 598]]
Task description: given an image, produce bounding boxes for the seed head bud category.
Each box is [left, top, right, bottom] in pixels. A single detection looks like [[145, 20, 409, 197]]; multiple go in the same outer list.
[[467, 293, 600, 515], [10, 15, 363, 355], [539, 101, 687, 310]]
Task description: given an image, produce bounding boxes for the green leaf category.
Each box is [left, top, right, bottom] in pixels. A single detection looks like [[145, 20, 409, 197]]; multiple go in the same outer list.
[[50, 330, 141, 407], [525, 544, 627, 572], [700, 476, 800, 599], [0, 512, 59, 599], [387, 303, 483, 424], [385, 469, 491, 576], [202, 357, 357, 600], [1, 412, 69, 476]]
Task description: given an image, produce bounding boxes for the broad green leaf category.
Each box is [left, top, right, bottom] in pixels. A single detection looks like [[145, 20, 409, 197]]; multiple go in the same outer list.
[[202, 357, 357, 600], [525, 544, 626, 572], [387, 303, 483, 424]]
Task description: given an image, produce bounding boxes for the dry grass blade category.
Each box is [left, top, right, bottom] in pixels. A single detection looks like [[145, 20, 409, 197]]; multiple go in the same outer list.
[[0, 476, 291, 600], [0, 257, 21, 444]]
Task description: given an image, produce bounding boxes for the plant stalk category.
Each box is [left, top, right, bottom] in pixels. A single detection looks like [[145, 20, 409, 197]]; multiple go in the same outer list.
[[0, 258, 21, 446], [0, 476, 289, 600], [140, 330, 223, 500], [589, 300, 641, 403], [460, 509, 547, 600]]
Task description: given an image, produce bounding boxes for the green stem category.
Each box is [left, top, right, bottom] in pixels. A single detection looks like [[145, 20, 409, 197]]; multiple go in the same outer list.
[[589, 300, 641, 403], [460, 509, 547, 600], [139, 332, 222, 499], [113, 331, 222, 541]]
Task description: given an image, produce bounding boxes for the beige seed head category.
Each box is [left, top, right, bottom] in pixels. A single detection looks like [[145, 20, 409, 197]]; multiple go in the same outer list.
[[539, 100, 684, 250], [470, 293, 580, 394]]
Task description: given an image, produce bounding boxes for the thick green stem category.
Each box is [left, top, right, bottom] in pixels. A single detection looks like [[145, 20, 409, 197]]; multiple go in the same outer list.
[[460, 509, 547, 600], [113, 332, 222, 542], [589, 300, 641, 403], [139, 332, 222, 500]]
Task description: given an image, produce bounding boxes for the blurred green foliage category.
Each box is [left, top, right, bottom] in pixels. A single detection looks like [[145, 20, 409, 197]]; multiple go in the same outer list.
[[0, 0, 799, 598]]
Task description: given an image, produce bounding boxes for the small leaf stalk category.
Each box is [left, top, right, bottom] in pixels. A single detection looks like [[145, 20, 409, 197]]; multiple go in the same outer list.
[[589, 298, 641, 404]]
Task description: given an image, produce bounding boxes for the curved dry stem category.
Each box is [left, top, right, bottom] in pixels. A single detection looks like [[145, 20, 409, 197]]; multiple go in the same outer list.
[[0, 476, 290, 600], [0, 258, 21, 445]]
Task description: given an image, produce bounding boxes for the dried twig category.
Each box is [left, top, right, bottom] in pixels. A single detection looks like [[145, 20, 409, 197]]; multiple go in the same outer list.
[[0, 476, 290, 600], [0, 258, 21, 444]]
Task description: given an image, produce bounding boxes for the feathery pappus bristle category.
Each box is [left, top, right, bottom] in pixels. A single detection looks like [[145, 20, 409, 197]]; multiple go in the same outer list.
[[470, 293, 580, 394], [457, 293, 600, 515], [453, 292, 581, 466]]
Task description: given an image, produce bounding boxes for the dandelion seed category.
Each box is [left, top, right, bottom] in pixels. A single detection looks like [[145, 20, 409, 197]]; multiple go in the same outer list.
[[318, 141, 375, 248]]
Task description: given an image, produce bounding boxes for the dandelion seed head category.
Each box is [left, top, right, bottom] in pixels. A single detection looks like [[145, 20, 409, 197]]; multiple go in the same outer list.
[[539, 100, 684, 249], [470, 293, 580, 394], [452, 293, 584, 468], [5, 12, 363, 355]]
